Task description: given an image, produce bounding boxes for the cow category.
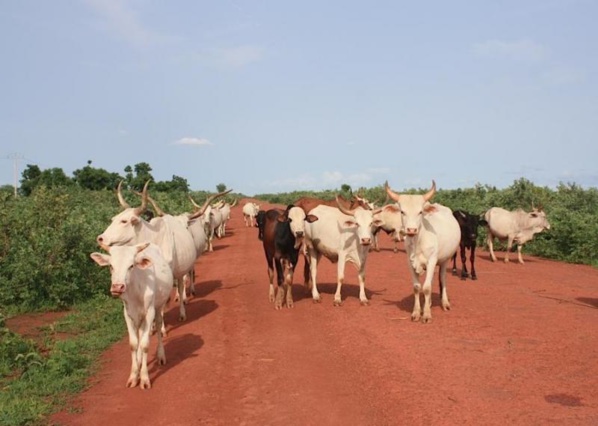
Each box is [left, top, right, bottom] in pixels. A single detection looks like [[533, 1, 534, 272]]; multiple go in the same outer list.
[[451, 210, 487, 280], [256, 210, 267, 240], [242, 202, 260, 227], [97, 181, 197, 322], [217, 198, 236, 237], [90, 242, 172, 389], [303, 197, 382, 306], [260, 206, 317, 309], [385, 181, 460, 323], [145, 190, 231, 302], [484, 206, 550, 264], [190, 197, 226, 251], [371, 204, 404, 253]]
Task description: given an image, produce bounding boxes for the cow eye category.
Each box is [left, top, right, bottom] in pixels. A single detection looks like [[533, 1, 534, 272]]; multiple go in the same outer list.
[[120, 219, 128, 224]]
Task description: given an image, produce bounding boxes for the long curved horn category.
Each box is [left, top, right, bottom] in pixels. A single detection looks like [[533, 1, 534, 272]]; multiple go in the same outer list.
[[230, 198, 237, 207], [423, 180, 436, 202], [336, 195, 356, 217], [117, 180, 130, 209], [134, 191, 165, 217], [189, 189, 232, 220], [133, 180, 150, 216], [385, 181, 401, 202]]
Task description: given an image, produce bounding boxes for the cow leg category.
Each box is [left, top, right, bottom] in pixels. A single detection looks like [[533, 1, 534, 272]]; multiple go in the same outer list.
[[421, 257, 439, 323], [138, 307, 154, 390], [357, 260, 369, 306], [123, 307, 140, 388], [406, 261, 422, 322], [517, 244, 525, 264], [274, 258, 285, 310], [460, 244, 468, 280], [505, 236, 515, 263], [451, 252, 458, 276], [333, 253, 346, 306], [309, 250, 322, 303], [189, 268, 196, 296], [438, 262, 451, 312], [487, 233, 497, 262], [282, 259, 294, 308], [470, 245, 478, 280], [267, 255, 275, 303], [176, 278, 186, 321], [155, 307, 166, 365]]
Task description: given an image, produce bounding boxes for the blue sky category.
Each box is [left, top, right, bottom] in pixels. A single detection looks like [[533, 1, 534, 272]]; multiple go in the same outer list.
[[1, 0, 597, 195]]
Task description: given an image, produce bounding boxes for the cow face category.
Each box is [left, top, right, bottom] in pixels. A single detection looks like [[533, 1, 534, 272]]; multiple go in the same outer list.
[[341, 208, 382, 246], [454, 210, 487, 243], [529, 209, 550, 231], [90, 243, 152, 297], [283, 207, 318, 249], [97, 209, 144, 248], [385, 181, 436, 237]]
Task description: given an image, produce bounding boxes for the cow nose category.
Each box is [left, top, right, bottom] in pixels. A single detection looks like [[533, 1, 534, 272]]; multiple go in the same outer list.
[[361, 238, 371, 246], [110, 283, 125, 296], [406, 228, 418, 236], [296, 231, 304, 238]]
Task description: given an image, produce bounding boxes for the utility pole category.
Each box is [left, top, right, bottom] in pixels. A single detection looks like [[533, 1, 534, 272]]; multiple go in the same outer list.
[[3, 153, 24, 197]]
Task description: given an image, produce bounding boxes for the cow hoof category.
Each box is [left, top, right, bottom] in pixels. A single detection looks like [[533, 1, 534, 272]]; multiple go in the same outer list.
[[422, 317, 432, 324], [126, 377, 139, 388], [360, 300, 369, 306], [411, 313, 421, 322], [333, 300, 342, 307], [139, 379, 151, 390], [472, 275, 478, 280], [312, 298, 321, 304], [451, 269, 457, 276], [179, 314, 186, 322]]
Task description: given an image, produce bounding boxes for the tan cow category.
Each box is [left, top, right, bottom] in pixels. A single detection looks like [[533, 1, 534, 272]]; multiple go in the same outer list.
[[484, 207, 550, 264], [386, 181, 460, 323]]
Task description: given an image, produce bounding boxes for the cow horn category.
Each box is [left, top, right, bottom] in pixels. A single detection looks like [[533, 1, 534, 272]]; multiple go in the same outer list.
[[189, 189, 232, 220], [133, 180, 150, 216], [117, 180, 130, 209], [385, 181, 401, 202], [423, 180, 436, 202], [336, 195, 356, 216], [132, 190, 165, 217]]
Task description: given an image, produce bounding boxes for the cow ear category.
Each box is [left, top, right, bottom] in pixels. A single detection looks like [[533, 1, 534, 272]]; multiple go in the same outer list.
[[306, 214, 319, 223], [384, 204, 400, 213], [130, 216, 140, 225], [373, 219, 383, 227], [136, 256, 153, 270], [423, 203, 438, 214], [90, 252, 110, 267]]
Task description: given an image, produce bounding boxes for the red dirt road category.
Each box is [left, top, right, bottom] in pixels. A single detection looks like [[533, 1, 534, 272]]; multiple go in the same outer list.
[[52, 201, 598, 425]]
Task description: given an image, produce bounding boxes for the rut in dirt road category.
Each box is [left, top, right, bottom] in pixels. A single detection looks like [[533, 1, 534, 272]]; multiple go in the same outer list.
[[53, 201, 598, 426]]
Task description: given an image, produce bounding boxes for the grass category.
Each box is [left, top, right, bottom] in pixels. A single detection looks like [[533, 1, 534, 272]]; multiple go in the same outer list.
[[0, 294, 124, 426]]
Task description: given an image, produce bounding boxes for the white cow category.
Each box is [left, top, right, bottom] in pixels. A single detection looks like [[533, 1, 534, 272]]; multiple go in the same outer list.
[[371, 204, 404, 253], [147, 190, 231, 302], [385, 181, 460, 323], [303, 197, 382, 306], [242, 202, 260, 227], [217, 198, 236, 237], [97, 181, 196, 322], [90, 242, 172, 389], [484, 207, 550, 264]]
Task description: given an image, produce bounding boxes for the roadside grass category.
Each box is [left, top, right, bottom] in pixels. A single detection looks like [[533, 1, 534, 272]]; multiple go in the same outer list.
[[0, 294, 124, 426]]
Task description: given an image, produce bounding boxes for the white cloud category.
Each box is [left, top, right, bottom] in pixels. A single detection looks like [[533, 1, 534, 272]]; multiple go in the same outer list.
[[172, 137, 213, 146], [473, 39, 549, 62]]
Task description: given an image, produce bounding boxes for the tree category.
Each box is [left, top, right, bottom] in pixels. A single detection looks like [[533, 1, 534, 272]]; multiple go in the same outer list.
[[126, 162, 154, 191], [216, 183, 227, 193], [73, 160, 122, 190]]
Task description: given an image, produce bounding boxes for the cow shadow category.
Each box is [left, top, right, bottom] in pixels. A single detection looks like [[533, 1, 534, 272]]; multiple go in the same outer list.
[[383, 292, 445, 314], [191, 280, 222, 298], [163, 299, 219, 332], [210, 244, 230, 252], [149, 333, 204, 385], [477, 253, 539, 264], [576, 297, 598, 309], [291, 282, 384, 304]]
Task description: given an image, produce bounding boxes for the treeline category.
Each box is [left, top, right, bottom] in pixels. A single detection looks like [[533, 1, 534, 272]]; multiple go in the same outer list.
[[0, 174, 597, 315]]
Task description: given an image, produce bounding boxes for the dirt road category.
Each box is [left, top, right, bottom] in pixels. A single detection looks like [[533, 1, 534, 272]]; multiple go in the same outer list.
[[52, 201, 598, 425]]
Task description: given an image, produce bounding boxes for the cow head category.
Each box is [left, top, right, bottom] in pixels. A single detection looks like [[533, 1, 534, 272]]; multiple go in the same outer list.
[[90, 242, 153, 297], [453, 210, 488, 242], [336, 196, 382, 246], [385, 180, 436, 237], [97, 181, 150, 248], [529, 208, 551, 232], [373, 204, 403, 241], [256, 210, 267, 240], [278, 206, 318, 249]]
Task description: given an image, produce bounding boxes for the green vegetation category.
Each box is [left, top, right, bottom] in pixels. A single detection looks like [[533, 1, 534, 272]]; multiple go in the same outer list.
[[0, 295, 123, 426], [0, 159, 596, 424]]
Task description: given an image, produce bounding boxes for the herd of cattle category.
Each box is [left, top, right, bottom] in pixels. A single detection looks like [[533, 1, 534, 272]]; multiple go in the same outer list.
[[90, 180, 551, 389]]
